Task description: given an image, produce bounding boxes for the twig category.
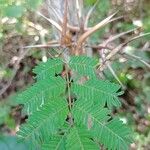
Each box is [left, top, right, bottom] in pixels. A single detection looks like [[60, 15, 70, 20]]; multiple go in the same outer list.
[[84, 0, 99, 28], [124, 52, 150, 69], [93, 27, 136, 52], [66, 64, 73, 125], [102, 28, 138, 46], [98, 38, 124, 87], [76, 11, 117, 52], [61, 0, 68, 45], [107, 63, 125, 88], [87, 45, 112, 50], [23, 44, 60, 49], [47, 1, 81, 32], [141, 42, 150, 51], [37, 11, 62, 32], [76, 0, 83, 28], [107, 16, 123, 23], [105, 32, 150, 61], [97, 32, 150, 72], [126, 32, 150, 44]]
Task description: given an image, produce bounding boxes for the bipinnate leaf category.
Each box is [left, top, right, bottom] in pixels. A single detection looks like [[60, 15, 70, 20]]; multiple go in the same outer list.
[[33, 58, 63, 80], [73, 100, 132, 150], [69, 56, 98, 78], [16, 56, 132, 150], [16, 77, 65, 114], [17, 98, 69, 146], [66, 126, 99, 150], [73, 79, 122, 108]]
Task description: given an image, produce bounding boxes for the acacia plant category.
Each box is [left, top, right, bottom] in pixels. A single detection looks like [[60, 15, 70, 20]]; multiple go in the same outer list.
[[16, 56, 132, 150], [15, 0, 150, 149]]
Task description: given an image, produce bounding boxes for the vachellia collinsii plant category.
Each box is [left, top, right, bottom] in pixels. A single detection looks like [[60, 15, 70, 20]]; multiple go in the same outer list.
[[16, 56, 132, 150], [15, 0, 150, 149]]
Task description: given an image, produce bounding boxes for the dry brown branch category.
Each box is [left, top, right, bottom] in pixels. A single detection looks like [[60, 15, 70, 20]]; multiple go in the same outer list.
[[61, 0, 68, 45], [37, 11, 62, 32], [97, 32, 150, 72], [76, 0, 84, 29], [106, 32, 150, 61], [124, 53, 150, 69], [23, 44, 60, 49], [101, 28, 138, 46], [76, 12, 117, 53], [47, 2, 83, 32], [107, 63, 125, 88], [95, 27, 137, 55], [98, 41, 124, 87], [46, 0, 79, 27], [84, 0, 99, 28]]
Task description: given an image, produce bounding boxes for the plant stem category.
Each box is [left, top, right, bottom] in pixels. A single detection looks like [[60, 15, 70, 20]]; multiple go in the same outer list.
[[65, 65, 73, 125], [66, 69, 72, 110]]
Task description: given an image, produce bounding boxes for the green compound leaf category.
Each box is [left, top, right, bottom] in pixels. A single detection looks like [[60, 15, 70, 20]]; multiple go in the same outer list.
[[73, 100, 132, 150], [66, 126, 99, 150], [73, 79, 122, 108], [69, 56, 98, 78], [17, 98, 69, 147], [16, 77, 66, 114], [33, 58, 63, 80]]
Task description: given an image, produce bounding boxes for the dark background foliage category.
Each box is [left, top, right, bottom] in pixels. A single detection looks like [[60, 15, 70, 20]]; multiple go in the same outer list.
[[0, 0, 150, 149]]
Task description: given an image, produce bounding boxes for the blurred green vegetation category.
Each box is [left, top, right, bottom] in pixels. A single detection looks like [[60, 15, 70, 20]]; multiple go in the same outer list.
[[0, 0, 150, 149]]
